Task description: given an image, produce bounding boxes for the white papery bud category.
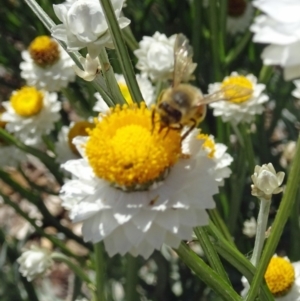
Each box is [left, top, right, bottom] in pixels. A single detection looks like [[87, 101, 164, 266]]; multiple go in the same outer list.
[[17, 246, 52, 281], [251, 163, 285, 200], [74, 54, 101, 81], [243, 217, 257, 238]]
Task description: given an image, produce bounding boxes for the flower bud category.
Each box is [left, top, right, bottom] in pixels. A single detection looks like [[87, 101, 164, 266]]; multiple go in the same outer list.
[[17, 246, 52, 281], [74, 54, 101, 81], [251, 163, 285, 200]]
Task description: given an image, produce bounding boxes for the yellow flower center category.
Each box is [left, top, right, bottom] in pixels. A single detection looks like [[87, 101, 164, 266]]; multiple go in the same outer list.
[[85, 103, 182, 191], [118, 83, 133, 105], [265, 257, 295, 297], [221, 75, 253, 104], [29, 36, 60, 67], [228, 0, 247, 17], [68, 121, 95, 156], [10, 86, 44, 117], [197, 133, 216, 158]]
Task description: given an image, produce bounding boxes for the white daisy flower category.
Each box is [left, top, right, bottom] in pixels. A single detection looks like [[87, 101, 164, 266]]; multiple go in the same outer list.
[[227, 0, 254, 35], [208, 72, 269, 125], [55, 121, 95, 164], [241, 255, 300, 300], [20, 36, 75, 92], [93, 73, 155, 111], [1, 86, 61, 146], [17, 246, 53, 281], [60, 103, 219, 259], [242, 217, 257, 238], [134, 32, 196, 82], [250, 0, 300, 80], [197, 133, 233, 186], [52, 0, 130, 59]]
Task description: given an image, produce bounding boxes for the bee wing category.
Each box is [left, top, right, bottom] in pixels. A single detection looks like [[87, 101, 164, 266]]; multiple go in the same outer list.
[[173, 33, 194, 87], [200, 84, 254, 105]]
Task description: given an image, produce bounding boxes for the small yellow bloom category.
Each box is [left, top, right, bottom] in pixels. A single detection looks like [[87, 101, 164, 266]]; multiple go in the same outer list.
[[29, 36, 60, 67], [265, 256, 295, 297], [221, 75, 253, 103], [10, 86, 44, 117]]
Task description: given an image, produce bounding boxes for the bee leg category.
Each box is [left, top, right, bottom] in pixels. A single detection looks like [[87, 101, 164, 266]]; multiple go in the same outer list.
[[181, 119, 196, 141], [151, 109, 156, 134]]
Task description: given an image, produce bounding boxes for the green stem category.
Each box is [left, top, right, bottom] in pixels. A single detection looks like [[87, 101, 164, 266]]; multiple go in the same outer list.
[[208, 0, 222, 81], [62, 87, 91, 118], [208, 222, 274, 301], [246, 135, 300, 301], [258, 65, 273, 84], [99, 0, 143, 104], [194, 227, 231, 284], [225, 31, 252, 66], [250, 198, 271, 266], [175, 243, 242, 301], [240, 123, 256, 173], [191, 0, 202, 70], [219, 0, 227, 64], [94, 242, 106, 301], [290, 188, 300, 261], [208, 208, 235, 245], [123, 26, 139, 51], [51, 253, 94, 289], [125, 254, 139, 301], [98, 47, 125, 105]]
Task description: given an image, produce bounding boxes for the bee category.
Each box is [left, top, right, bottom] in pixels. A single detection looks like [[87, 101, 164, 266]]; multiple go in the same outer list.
[[153, 33, 253, 139]]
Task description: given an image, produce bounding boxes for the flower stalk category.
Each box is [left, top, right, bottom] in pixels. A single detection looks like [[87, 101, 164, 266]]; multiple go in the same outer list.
[[99, 0, 143, 104], [125, 255, 139, 301], [194, 226, 231, 284], [250, 198, 271, 266], [98, 47, 125, 105], [94, 242, 106, 301]]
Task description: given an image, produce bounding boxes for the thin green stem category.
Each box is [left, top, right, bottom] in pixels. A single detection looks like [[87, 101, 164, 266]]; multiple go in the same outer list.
[[51, 253, 95, 291], [219, 0, 227, 64], [123, 26, 139, 51], [194, 227, 231, 285], [290, 188, 300, 261], [99, 0, 143, 104], [258, 65, 273, 84], [98, 47, 125, 105], [250, 198, 271, 266], [94, 242, 106, 301], [225, 31, 252, 66], [208, 222, 274, 301], [191, 0, 202, 70], [246, 135, 300, 301], [240, 123, 256, 173], [208, 0, 222, 81], [125, 254, 139, 301], [175, 243, 242, 301], [62, 87, 91, 118], [208, 208, 235, 245]]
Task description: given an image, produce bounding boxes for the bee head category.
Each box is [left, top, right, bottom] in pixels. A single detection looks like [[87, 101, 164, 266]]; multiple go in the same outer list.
[[158, 101, 182, 126]]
